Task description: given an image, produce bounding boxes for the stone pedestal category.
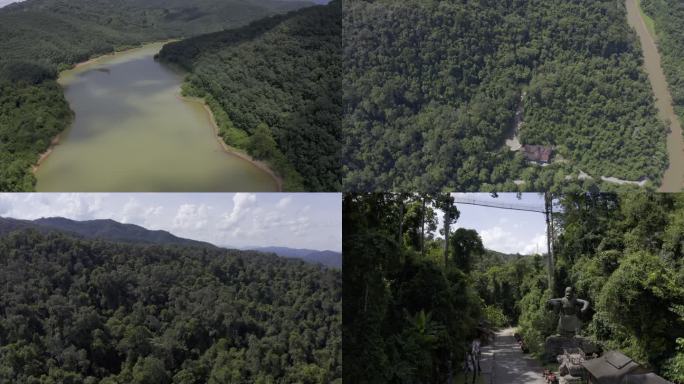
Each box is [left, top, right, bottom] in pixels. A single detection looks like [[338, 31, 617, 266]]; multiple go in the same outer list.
[[544, 335, 599, 362], [559, 376, 583, 384], [558, 349, 585, 379]]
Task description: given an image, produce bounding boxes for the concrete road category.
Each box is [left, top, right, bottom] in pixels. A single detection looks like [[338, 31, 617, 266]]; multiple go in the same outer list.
[[480, 327, 547, 384]]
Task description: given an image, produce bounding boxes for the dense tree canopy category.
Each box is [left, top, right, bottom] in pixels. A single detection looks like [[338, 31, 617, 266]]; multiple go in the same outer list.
[[0, 230, 341, 383], [0, 0, 311, 191], [159, 1, 342, 191], [0, 82, 72, 191], [343, 0, 667, 192]]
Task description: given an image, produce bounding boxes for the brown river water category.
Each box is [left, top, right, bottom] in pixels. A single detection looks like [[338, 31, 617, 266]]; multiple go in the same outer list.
[[625, 0, 684, 191]]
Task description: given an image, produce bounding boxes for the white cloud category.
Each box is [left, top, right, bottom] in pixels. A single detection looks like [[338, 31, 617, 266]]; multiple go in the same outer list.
[[118, 198, 164, 227], [479, 226, 547, 255], [1, 193, 106, 220], [0, 195, 10, 215], [276, 196, 292, 209], [523, 233, 548, 255], [173, 204, 210, 230], [287, 216, 311, 237], [120, 198, 141, 223], [221, 193, 256, 228]]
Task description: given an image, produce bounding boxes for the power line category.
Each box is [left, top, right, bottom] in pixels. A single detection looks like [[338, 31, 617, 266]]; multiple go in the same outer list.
[[453, 194, 555, 288], [452, 196, 546, 213]]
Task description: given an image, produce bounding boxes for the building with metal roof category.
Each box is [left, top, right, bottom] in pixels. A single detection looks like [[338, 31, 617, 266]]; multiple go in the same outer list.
[[581, 351, 672, 384]]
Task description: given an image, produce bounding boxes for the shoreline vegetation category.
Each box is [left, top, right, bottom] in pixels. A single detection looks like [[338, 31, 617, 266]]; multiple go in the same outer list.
[[31, 41, 284, 191], [179, 93, 284, 192], [31, 132, 64, 174], [157, 1, 341, 192]]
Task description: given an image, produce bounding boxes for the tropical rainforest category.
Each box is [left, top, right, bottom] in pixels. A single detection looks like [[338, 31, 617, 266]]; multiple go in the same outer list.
[[343, 0, 668, 192], [343, 192, 684, 383], [640, 0, 684, 125], [0, 0, 314, 191], [159, 1, 341, 191], [0, 229, 341, 383]]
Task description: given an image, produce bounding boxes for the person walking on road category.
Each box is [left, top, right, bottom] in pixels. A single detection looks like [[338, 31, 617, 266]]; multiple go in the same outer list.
[[472, 338, 482, 373]]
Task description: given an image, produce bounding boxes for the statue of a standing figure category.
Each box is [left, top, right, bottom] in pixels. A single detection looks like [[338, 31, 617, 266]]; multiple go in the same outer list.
[[547, 287, 589, 337]]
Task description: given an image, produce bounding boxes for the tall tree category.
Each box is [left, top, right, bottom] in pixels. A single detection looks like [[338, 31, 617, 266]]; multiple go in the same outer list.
[[451, 228, 484, 273], [435, 194, 460, 269]]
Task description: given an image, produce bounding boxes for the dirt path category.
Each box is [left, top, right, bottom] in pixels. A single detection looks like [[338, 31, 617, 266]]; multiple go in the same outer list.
[[625, 0, 684, 191], [480, 328, 546, 384]]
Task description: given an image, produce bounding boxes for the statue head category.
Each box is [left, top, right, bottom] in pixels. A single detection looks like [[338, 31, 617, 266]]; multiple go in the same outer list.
[[564, 287, 574, 300]]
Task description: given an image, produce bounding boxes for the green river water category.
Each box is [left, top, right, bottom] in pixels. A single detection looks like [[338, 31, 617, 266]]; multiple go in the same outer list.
[[35, 42, 279, 192]]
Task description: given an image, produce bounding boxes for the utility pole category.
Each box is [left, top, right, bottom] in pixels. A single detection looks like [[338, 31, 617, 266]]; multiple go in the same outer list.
[[444, 208, 450, 269], [544, 192, 554, 291]]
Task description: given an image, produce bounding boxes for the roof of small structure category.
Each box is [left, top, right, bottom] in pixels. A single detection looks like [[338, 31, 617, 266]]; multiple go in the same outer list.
[[581, 351, 646, 384], [522, 145, 552, 162], [622, 373, 673, 384]]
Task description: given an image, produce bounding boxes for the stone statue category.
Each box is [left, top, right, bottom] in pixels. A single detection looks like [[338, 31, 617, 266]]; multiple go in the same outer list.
[[547, 287, 589, 337]]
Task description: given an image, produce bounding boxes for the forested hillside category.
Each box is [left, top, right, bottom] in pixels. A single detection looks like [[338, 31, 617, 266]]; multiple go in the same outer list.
[[344, 192, 684, 383], [247, 247, 342, 268], [0, 0, 309, 73], [0, 0, 310, 191], [0, 230, 341, 383], [641, 0, 684, 124], [159, 1, 341, 191], [343, 0, 667, 192], [0, 217, 215, 247]]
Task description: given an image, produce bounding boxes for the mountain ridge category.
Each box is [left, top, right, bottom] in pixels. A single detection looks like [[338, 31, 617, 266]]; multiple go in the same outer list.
[[242, 246, 342, 268], [0, 216, 341, 267], [0, 216, 215, 248]]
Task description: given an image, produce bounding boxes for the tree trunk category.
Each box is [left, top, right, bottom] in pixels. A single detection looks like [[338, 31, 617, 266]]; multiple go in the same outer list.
[[398, 201, 404, 247], [444, 211, 450, 269], [363, 281, 368, 313], [421, 196, 426, 257]]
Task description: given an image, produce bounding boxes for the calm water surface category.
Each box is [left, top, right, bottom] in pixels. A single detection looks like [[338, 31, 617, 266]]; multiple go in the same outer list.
[[35, 42, 278, 192]]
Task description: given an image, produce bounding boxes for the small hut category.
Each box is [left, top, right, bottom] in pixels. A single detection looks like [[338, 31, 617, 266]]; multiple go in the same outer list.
[[622, 373, 673, 384], [581, 351, 672, 384]]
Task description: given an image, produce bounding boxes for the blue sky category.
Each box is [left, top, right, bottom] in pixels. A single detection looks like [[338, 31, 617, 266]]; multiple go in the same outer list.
[[0, 193, 341, 251], [437, 193, 548, 255]]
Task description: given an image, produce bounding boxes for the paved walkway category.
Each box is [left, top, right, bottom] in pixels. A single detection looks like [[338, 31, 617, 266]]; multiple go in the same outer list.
[[480, 328, 546, 384]]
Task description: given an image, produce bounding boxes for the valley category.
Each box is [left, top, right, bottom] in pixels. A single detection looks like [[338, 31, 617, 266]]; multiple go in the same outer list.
[[34, 43, 279, 192], [0, 0, 334, 192]]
